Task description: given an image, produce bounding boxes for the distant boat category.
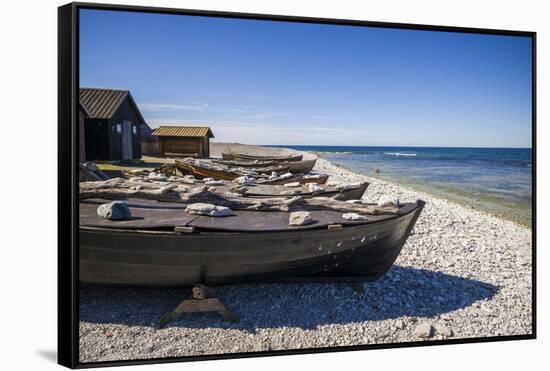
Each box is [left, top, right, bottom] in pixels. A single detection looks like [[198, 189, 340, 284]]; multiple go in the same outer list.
[[222, 152, 303, 162], [79, 198, 425, 286]]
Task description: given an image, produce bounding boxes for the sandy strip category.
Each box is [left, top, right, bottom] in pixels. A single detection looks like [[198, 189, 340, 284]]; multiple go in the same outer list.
[[79, 143, 532, 362]]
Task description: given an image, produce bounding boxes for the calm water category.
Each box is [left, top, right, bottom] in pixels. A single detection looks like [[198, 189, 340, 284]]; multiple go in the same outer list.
[[274, 146, 533, 226]]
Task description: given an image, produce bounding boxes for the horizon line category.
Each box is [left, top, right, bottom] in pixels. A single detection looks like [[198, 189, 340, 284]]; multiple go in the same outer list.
[[212, 142, 533, 150]]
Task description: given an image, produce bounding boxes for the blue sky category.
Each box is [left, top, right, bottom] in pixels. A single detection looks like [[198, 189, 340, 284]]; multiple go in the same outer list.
[[80, 9, 533, 147]]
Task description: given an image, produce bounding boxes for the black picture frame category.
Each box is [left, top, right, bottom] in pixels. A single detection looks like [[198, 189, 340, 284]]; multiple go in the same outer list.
[[58, 2, 537, 368]]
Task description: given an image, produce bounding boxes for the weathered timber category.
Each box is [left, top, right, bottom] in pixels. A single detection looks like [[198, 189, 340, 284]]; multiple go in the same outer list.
[[79, 164, 102, 181], [95, 169, 110, 180], [79, 181, 398, 215], [80, 178, 365, 201]]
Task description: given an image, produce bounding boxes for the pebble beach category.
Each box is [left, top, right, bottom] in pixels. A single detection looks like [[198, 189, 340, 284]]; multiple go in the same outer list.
[[79, 144, 533, 363]]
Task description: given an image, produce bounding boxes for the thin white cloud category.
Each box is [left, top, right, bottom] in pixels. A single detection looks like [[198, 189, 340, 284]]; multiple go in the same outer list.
[[140, 101, 261, 115], [145, 115, 365, 141], [246, 112, 286, 120], [212, 106, 252, 113], [207, 123, 369, 145], [243, 93, 272, 101], [146, 118, 239, 128], [140, 101, 209, 112]]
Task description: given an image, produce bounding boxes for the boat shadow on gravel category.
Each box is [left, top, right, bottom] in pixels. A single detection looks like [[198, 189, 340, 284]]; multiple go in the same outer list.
[[79, 266, 498, 331]]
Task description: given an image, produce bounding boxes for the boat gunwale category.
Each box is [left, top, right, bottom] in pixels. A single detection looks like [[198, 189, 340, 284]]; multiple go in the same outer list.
[[79, 199, 425, 236]]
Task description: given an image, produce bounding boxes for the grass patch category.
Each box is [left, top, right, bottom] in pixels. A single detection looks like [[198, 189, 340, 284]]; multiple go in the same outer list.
[[96, 156, 174, 172]]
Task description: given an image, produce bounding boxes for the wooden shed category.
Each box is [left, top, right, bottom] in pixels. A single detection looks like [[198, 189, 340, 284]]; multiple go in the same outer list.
[[79, 88, 150, 161], [152, 126, 215, 158]]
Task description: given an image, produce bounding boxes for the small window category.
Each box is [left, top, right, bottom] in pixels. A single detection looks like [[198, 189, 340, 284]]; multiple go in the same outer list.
[[116, 123, 122, 133], [132, 125, 137, 135]]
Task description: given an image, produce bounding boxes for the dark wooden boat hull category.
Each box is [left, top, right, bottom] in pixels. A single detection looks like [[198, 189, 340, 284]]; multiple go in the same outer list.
[[79, 200, 424, 286], [331, 183, 368, 200], [287, 159, 316, 173]]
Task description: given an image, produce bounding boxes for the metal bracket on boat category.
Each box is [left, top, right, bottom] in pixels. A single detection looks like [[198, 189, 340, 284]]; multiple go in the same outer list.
[[159, 284, 239, 327], [174, 226, 195, 233], [327, 224, 343, 230]]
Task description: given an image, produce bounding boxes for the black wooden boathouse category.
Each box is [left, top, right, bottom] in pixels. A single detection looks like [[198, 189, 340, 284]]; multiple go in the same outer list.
[[79, 88, 149, 161]]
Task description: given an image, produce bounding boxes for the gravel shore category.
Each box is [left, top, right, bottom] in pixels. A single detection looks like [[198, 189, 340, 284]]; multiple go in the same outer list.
[[79, 144, 533, 363]]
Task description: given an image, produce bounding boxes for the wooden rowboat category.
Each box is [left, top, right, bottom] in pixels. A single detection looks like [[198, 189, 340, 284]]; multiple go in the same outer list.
[[174, 159, 327, 185], [79, 199, 425, 286], [174, 159, 288, 181], [232, 182, 368, 201], [222, 152, 303, 162], [215, 158, 317, 174]]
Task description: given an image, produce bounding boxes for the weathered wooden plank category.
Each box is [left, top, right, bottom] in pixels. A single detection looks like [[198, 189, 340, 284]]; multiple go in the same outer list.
[[80, 181, 398, 215]]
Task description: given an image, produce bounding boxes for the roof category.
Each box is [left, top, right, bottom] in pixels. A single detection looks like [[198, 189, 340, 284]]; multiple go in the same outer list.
[[152, 125, 215, 138], [79, 88, 147, 127], [78, 100, 91, 117], [79, 88, 129, 119]]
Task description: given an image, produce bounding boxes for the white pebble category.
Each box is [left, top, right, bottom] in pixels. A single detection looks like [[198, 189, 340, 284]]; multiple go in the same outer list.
[[185, 203, 232, 217], [342, 213, 368, 221]]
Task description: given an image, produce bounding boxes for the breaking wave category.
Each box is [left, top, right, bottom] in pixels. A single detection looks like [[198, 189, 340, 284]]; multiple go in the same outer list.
[[384, 152, 417, 157]]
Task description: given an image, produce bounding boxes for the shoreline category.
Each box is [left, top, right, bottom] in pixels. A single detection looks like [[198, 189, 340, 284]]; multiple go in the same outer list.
[[213, 143, 531, 229], [313, 156, 532, 234], [316, 155, 532, 229], [79, 143, 532, 362]]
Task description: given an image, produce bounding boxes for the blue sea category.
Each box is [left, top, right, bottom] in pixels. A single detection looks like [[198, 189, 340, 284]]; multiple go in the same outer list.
[[274, 146, 533, 226]]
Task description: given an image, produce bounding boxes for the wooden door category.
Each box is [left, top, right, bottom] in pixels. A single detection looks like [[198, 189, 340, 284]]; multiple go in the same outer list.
[[122, 120, 133, 160]]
